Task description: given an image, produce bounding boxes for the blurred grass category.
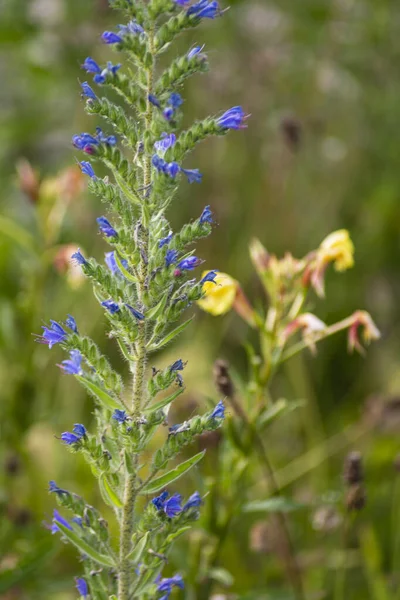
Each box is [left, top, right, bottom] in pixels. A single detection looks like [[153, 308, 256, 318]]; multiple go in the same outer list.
[[1, 0, 400, 598]]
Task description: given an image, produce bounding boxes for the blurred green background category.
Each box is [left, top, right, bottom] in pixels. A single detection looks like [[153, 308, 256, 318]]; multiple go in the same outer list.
[[1, 0, 400, 598]]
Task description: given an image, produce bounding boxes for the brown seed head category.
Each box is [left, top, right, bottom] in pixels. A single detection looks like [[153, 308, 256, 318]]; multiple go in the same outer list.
[[213, 359, 235, 398], [343, 451, 364, 485]]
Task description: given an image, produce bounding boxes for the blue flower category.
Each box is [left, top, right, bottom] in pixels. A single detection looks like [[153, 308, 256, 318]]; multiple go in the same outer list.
[[165, 249, 179, 267], [61, 423, 86, 445], [157, 574, 184, 599], [101, 300, 120, 314], [58, 350, 83, 375], [217, 106, 249, 130], [52, 509, 73, 534], [183, 491, 202, 510], [159, 232, 173, 248], [200, 270, 218, 284], [149, 94, 161, 108], [65, 315, 78, 333], [112, 409, 128, 423], [80, 161, 96, 179], [164, 494, 182, 517], [82, 57, 101, 74], [151, 491, 182, 518], [166, 162, 180, 178], [105, 251, 128, 276], [125, 304, 145, 320], [152, 490, 169, 511], [97, 216, 117, 237], [48, 481, 68, 495], [81, 82, 96, 100], [187, 0, 220, 19], [210, 400, 225, 419], [73, 133, 99, 153], [118, 20, 145, 36], [37, 320, 68, 348], [168, 93, 183, 108], [181, 167, 202, 184], [71, 249, 87, 266], [170, 359, 185, 371], [102, 31, 123, 44], [95, 127, 117, 145], [177, 256, 202, 271], [163, 106, 175, 121], [154, 133, 176, 155], [199, 205, 213, 224], [92, 61, 121, 84], [169, 421, 190, 434], [75, 578, 88, 598], [187, 45, 205, 59], [174, 0, 191, 4]]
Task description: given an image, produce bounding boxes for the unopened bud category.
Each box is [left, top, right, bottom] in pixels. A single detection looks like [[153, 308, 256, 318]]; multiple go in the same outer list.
[[16, 159, 40, 204], [345, 484, 366, 512]]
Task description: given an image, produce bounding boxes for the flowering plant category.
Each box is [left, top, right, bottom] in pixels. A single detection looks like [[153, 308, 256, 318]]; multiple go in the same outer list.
[[37, 1, 246, 598]]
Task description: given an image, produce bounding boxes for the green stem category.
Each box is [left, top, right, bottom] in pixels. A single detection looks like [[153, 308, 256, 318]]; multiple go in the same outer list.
[[117, 27, 155, 600]]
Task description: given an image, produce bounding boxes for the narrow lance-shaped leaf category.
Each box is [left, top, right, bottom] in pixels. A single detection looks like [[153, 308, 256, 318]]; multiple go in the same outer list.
[[99, 474, 123, 509], [55, 521, 115, 567], [76, 376, 124, 411], [127, 531, 150, 563], [140, 451, 206, 495], [114, 252, 139, 283], [144, 388, 183, 414], [147, 317, 194, 352]]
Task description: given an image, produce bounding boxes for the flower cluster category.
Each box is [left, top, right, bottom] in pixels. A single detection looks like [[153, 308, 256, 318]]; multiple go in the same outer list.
[[40, 0, 245, 598]]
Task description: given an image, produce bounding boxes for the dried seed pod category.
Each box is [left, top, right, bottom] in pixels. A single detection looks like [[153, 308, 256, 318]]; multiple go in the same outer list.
[[213, 359, 234, 398], [346, 484, 366, 512], [343, 451, 364, 485]]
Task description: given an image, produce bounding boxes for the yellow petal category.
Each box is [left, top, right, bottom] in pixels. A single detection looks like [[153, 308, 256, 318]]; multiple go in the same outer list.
[[197, 271, 238, 316], [319, 229, 354, 271]]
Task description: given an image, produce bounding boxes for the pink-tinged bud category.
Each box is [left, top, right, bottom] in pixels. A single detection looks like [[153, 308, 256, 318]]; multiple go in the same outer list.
[[173, 268, 182, 277], [16, 159, 40, 204], [283, 313, 327, 353], [348, 310, 380, 354], [233, 285, 257, 328], [249, 238, 270, 273]]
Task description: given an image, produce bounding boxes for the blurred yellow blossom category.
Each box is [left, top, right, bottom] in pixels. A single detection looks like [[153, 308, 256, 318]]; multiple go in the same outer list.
[[197, 271, 238, 316], [319, 229, 354, 272], [197, 271, 257, 327]]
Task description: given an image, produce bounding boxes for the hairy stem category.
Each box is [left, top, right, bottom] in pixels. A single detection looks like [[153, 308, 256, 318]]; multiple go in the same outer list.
[[118, 28, 155, 600]]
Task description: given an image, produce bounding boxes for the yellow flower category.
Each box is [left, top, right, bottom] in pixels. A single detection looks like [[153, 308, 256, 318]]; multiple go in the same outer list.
[[197, 271, 238, 316], [319, 229, 354, 272]]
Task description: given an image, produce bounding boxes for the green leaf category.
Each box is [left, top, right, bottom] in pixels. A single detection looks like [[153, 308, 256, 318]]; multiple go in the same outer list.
[[148, 317, 194, 351], [55, 522, 115, 567], [243, 497, 306, 514], [0, 216, 38, 254], [146, 292, 170, 320], [165, 526, 191, 544], [144, 388, 183, 414], [113, 170, 141, 206], [209, 567, 234, 587], [76, 377, 123, 411], [116, 338, 134, 362], [127, 531, 150, 563], [99, 474, 123, 509], [140, 451, 206, 494], [114, 252, 138, 283]]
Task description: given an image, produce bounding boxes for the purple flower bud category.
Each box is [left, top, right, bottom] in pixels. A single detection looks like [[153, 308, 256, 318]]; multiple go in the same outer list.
[[201, 270, 218, 284], [165, 249, 179, 267], [199, 205, 213, 224], [71, 250, 87, 266], [80, 161, 96, 179], [80, 82, 96, 100], [170, 359, 185, 371], [210, 400, 225, 419], [168, 92, 183, 108], [177, 256, 202, 271], [159, 232, 173, 248], [163, 106, 175, 121], [187, 0, 220, 18], [82, 57, 101, 74], [187, 45, 205, 59], [49, 481, 68, 495], [125, 304, 145, 320], [217, 106, 249, 130], [52, 509, 72, 534], [148, 94, 161, 108], [154, 133, 176, 155], [75, 578, 89, 598], [102, 31, 123, 44], [112, 409, 128, 423], [157, 574, 184, 594], [65, 315, 78, 333], [101, 300, 120, 314], [166, 162, 180, 178], [97, 216, 117, 238], [152, 490, 169, 511], [183, 491, 202, 510], [105, 251, 128, 276], [181, 167, 202, 184]]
